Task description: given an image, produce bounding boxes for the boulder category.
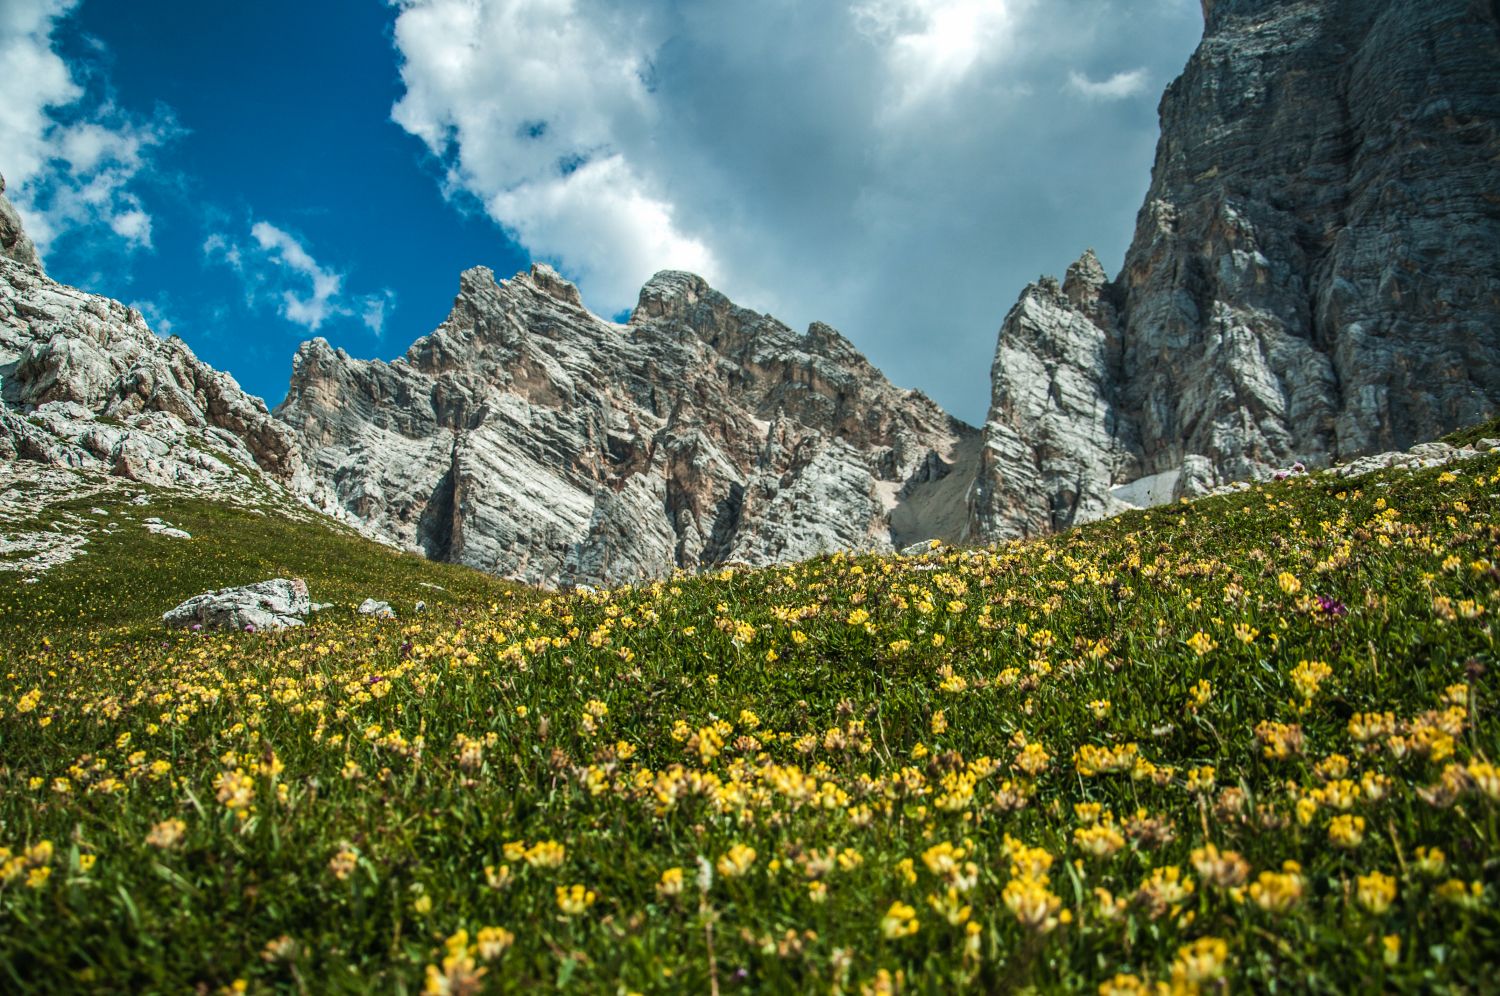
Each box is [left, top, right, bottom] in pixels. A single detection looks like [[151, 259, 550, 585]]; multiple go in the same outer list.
[[358, 598, 395, 619], [163, 578, 311, 632]]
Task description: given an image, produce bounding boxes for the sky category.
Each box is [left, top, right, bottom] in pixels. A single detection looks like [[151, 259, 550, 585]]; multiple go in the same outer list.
[[0, 0, 1204, 424]]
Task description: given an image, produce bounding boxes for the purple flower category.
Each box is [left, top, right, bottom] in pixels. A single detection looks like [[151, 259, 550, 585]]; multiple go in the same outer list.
[[1292, 461, 1306, 473], [1274, 471, 1289, 481], [1315, 595, 1347, 617], [244, 623, 256, 633]]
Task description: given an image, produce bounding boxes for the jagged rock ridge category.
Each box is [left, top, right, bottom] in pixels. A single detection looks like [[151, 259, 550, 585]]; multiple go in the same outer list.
[[280, 265, 978, 586], [0, 175, 318, 500], [972, 0, 1500, 539]]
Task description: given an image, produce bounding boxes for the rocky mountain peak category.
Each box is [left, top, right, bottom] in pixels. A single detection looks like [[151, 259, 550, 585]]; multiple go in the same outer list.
[[0, 179, 319, 500], [525, 262, 584, 308], [455, 265, 500, 299], [281, 262, 977, 585], [631, 270, 712, 324], [1062, 249, 1107, 302], [969, 0, 1500, 542]]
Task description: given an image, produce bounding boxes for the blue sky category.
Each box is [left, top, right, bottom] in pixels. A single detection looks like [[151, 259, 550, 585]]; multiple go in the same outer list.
[[2, 0, 1203, 422]]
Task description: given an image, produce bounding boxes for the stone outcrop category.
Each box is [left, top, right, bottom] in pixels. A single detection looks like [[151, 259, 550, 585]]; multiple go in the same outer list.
[[162, 578, 312, 631], [972, 0, 1500, 539], [279, 265, 977, 586], [358, 598, 396, 619], [0, 181, 316, 499], [0, 175, 39, 270]]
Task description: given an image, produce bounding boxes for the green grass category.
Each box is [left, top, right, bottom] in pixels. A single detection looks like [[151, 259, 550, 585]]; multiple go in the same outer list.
[[0, 454, 1497, 993], [1441, 415, 1500, 449], [0, 487, 518, 651]]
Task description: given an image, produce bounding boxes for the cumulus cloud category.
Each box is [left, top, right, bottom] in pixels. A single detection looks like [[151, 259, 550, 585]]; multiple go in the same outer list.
[[852, 0, 1021, 116], [1067, 67, 1151, 101], [128, 298, 175, 337], [390, 0, 715, 308], [0, 0, 177, 254], [389, 0, 1202, 422], [206, 221, 394, 335]]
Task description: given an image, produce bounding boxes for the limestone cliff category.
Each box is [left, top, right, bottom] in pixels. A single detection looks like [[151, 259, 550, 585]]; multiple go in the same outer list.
[[972, 0, 1500, 538], [280, 265, 977, 586], [0, 178, 313, 500]]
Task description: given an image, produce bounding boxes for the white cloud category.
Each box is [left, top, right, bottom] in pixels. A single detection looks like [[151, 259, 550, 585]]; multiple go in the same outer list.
[[251, 221, 344, 330], [390, 0, 716, 307], [0, 0, 176, 255], [1067, 68, 1150, 101], [206, 221, 394, 335], [853, 0, 1023, 115], [389, 0, 1203, 422], [361, 291, 395, 336], [128, 298, 175, 337]]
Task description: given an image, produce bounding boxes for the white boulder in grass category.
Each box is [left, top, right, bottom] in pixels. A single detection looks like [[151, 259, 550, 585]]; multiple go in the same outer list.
[[143, 517, 191, 539], [163, 578, 311, 632], [358, 598, 395, 619]]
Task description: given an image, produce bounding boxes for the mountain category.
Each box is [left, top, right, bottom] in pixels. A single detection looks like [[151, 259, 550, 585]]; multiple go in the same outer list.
[[970, 0, 1500, 538], [279, 265, 977, 586], [5, 0, 1499, 582], [0, 181, 313, 504]]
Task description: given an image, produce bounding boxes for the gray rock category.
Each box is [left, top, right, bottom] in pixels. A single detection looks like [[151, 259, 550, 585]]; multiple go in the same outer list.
[[163, 578, 311, 631], [0, 180, 327, 509], [970, 0, 1500, 538], [279, 264, 978, 586], [357, 598, 395, 618], [968, 254, 1135, 539], [0, 174, 39, 271]]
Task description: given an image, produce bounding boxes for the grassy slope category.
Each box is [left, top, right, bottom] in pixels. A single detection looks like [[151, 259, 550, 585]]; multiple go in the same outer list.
[[0, 453, 1496, 993], [0, 485, 518, 651]]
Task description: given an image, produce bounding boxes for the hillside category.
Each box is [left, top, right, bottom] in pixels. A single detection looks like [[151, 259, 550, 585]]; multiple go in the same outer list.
[[0, 466, 519, 651], [1, 430, 1496, 992]]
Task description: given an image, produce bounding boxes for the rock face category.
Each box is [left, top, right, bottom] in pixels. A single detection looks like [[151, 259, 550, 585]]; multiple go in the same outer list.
[[972, 0, 1500, 538], [0, 175, 39, 270], [162, 578, 312, 631], [0, 182, 314, 498], [280, 265, 977, 586]]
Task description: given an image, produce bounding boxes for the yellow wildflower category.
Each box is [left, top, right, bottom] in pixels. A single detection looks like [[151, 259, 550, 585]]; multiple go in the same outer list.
[[716, 843, 757, 878], [880, 900, 920, 939], [1248, 861, 1305, 912], [1356, 871, 1396, 914], [555, 884, 597, 916], [657, 867, 684, 897], [146, 819, 187, 850], [1186, 631, 1217, 656], [1328, 814, 1366, 849], [1172, 937, 1229, 987]]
